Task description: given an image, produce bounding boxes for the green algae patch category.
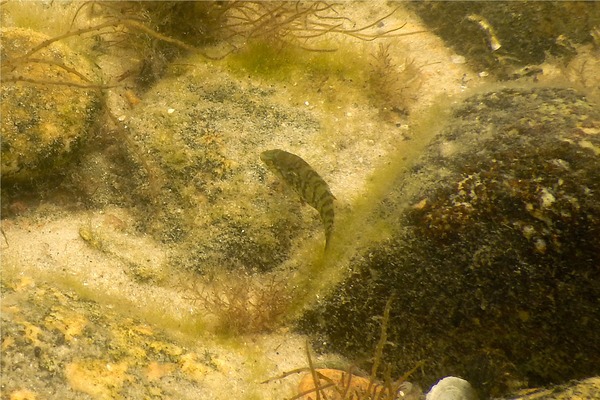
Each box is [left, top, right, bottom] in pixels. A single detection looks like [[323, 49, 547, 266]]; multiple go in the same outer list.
[[225, 40, 367, 83]]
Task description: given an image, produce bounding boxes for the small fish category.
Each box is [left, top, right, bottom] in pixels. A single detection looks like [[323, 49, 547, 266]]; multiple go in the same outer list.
[[260, 149, 335, 248]]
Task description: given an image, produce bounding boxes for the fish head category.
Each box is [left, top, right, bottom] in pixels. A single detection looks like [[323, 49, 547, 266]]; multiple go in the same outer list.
[[260, 149, 278, 162], [260, 149, 285, 170]]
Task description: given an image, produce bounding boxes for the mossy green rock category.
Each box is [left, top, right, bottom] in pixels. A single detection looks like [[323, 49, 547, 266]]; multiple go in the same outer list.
[[127, 62, 321, 273], [0, 28, 101, 186], [298, 87, 600, 398]]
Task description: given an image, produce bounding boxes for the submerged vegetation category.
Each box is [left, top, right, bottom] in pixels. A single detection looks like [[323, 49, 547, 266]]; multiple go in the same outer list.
[[1, 0, 423, 205], [217, 2, 416, 52], [1, 1, 422, 89], [264, 297, 424, 399], [368, 43, 425, 122]]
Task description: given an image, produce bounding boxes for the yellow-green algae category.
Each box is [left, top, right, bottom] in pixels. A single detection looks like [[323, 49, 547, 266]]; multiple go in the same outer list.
[[225, 39, 368, 83]]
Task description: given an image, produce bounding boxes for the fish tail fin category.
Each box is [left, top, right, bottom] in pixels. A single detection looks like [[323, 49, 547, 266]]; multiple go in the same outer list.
[[324, 227, 333, 251]]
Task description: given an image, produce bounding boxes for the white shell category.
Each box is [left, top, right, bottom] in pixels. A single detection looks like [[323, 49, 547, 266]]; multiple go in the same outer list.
[[426, 376, 479, 400]]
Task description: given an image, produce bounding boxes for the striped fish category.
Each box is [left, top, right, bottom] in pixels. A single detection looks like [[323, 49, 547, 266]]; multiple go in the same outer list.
[[260, 149, 335, 248]]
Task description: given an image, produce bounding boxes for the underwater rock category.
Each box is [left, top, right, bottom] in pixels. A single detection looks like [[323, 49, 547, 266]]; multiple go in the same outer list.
[[408, 3, 600, 79], [426, 377, 478, 400], [508, 376, 600, 400], [0, 28, 101, 186], [298, 87, 600, 398], [0, 266, 307, 400], [127, 62, 321, 273]]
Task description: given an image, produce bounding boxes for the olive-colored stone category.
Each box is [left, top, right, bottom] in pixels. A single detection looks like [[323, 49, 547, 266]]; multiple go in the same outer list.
[[1, 28, 101, 185]]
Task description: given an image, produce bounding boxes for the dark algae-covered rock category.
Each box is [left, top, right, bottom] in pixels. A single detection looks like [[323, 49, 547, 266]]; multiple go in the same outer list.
[[408, 2, 600, 79], [298, 87, 600, 397]]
